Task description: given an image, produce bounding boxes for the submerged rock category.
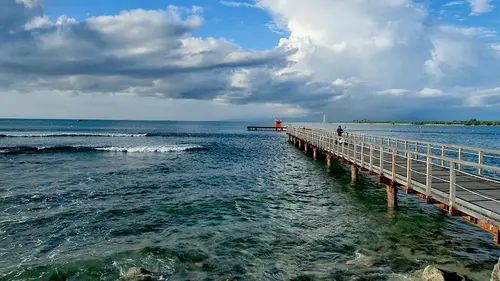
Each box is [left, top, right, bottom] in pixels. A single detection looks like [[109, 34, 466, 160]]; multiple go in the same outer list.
[[422, 266, 446, 281], [492, 258, 500, 281], [421, 265, 469, 281], [124, 267, 152, 281]]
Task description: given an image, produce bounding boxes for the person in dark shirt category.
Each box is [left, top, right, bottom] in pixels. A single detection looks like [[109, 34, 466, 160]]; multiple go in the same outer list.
[[337, 125, 343, 137]]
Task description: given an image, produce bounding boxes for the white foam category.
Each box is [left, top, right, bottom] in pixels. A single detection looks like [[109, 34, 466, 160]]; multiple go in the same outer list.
[[345, 250, 375, 267], [95, 145, 203, 153]]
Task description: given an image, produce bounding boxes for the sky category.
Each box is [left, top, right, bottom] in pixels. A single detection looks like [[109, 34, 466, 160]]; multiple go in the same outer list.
[[1, 0, 500, 121]]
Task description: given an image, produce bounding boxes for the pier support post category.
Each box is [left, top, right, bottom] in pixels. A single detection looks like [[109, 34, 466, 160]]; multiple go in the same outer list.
[[351, 165, 359, 183], [313, 148, 317, 160], [386, 183, 398, 209], [327, 154, 332, 167], [304, 144, 308, 154], [494, 228, 499, 245], [298, 140, 302, 149]]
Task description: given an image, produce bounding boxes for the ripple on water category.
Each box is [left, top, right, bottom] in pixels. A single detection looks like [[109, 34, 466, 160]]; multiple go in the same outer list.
[[1, 123, 500, 280]]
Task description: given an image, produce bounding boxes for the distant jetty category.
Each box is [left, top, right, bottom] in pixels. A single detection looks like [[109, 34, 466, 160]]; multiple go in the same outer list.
[[247, 120, 286, 131]]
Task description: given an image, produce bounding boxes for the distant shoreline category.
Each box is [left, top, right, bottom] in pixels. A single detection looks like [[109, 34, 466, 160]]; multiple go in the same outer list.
[[323, 119, 499, 126]]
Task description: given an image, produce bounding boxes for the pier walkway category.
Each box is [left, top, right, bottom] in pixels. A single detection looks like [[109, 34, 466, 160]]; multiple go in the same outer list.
[[287, 126, 500, 245]]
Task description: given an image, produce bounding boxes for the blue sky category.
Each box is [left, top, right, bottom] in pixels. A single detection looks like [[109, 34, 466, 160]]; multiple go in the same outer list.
[[43, 0, 285, 50], [40, 0, 500, 49], [1, 0, 500, 121]]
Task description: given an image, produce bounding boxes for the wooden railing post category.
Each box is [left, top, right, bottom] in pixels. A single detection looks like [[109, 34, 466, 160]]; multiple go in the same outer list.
[[458, 148, 463, 171], [380, 146, 384, 175], [330, 134, 333, 153], [427, 145, 431, 166], [334, 135, 338, 155], [392, 150, 397, 182], [353, 141, 357, 165], [415, 142, 419, 160], [426, 156, 433, 202], [342, 138, 345, 159], [325, 133, 328, 152], [331, 134, 335, 154], [369, 144, 373, 171], [361, 143, 365, 168], [449, 161, 456, 215], [347, 138, 351, 162], [407, 155, 412, 188], [404, 140, 408, 158], [478, 150, 484, 175], [441, 146, 445, 166]]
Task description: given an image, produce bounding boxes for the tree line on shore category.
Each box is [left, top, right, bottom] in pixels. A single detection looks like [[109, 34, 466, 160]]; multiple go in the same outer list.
[[347, 118, 500, 126]]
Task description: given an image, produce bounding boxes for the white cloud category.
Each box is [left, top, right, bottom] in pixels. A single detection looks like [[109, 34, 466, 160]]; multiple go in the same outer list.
[[491, 44, 500, 51], [24, 15, 51, 30], [3, 0, 500, 120], [464, 87, 500, 107], [220, 1, 259, 8], [467, 0, 494, 15], [15, 0, 39, 8], [332, 78, 358, 88], [265, 21, 286, 35], [0, 0, 345, 118], [443, 1, 465, 7], [439, 26, 496, 38], [417, 88, 444, 97], [256, 0, 500, 117], [374, 89, 410, 96]]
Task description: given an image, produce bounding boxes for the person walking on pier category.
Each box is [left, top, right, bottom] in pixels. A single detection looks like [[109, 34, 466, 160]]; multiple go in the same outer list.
[[337, 125, 344, 137]]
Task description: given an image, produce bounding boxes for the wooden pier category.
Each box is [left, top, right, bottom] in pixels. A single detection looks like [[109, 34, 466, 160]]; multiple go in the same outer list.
[[247, 126, 286, 131], [287, 126, 500, 245]]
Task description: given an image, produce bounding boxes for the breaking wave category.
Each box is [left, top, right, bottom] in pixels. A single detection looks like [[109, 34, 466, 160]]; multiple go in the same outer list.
[[144, 133, 170, 137], [0, 133, 147, 138], [95, 145, 204, 153], [0, 145, 205, 155]]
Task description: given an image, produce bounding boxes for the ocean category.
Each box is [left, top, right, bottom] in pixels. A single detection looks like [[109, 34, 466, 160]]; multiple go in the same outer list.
[[0, 119, 499, 281]]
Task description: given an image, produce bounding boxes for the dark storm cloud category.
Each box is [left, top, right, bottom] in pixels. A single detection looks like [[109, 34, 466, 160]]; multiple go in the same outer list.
[[0, 0, 342, 111]]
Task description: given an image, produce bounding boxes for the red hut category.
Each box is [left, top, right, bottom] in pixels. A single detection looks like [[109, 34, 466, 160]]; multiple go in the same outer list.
[[274, 120, 282, 128]]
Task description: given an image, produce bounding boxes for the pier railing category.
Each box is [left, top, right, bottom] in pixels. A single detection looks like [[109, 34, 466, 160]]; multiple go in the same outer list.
[[287, 126, 500, 231]]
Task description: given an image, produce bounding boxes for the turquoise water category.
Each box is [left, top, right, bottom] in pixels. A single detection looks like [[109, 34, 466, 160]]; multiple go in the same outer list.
[[0, 120, 499, 281]]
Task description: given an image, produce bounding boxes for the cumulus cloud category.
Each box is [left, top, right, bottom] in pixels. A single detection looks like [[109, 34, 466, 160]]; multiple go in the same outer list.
[[465, 87, 500, 107], [467, 0, 494, 15], [253, 0, 500, 119], [374, 89, 410, 96], [2, 0, 500, 120], [219, 1, 259, 8], [0, 0, 344, 117], [417, 88, 444, 97], [443, 1, 466, 6]]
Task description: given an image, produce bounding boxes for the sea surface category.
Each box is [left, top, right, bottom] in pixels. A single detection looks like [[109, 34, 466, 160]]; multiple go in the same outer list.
[[0, 119, 499, 281]]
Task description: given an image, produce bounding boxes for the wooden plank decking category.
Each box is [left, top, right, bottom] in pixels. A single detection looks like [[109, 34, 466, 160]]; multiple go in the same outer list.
[[287, 126, 500, 245]]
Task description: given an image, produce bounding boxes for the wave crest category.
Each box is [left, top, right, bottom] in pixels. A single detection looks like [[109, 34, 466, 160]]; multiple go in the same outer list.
[[0, 145, 205, 155], [96, 145, 204, 153], [0, 133, 147, 138]]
